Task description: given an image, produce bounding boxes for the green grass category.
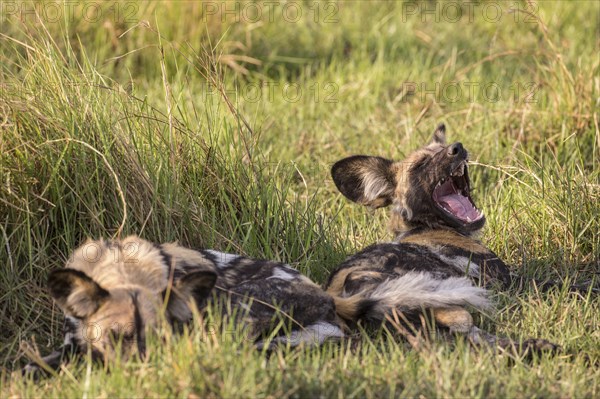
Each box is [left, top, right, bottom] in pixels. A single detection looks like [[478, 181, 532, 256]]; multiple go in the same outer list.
[[1, 1, 599, 397]]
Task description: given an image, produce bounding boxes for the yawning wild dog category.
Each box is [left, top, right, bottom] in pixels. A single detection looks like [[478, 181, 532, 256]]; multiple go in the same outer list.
[[325, 124, 557, 354], [24, 236, 343, 374]]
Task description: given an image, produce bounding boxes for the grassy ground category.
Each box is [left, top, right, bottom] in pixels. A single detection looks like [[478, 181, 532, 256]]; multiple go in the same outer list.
[[1, 1, 598, 397]]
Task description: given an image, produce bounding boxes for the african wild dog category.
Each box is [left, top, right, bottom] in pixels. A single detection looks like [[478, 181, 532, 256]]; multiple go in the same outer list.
[[325, 124, 557, 353], [24, 236, 343, 374]]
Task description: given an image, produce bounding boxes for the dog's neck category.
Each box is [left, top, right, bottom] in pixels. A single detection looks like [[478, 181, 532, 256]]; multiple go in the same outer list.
[[392, 224, 483, 242]]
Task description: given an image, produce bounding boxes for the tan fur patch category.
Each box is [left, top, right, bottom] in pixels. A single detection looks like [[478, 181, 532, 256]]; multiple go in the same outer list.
[[332, 296, 363, 321], [326, 268, 354, 296], [346, 270, 385, 280], [433, 306, 473, 333], [160, 243, 214, 271], [67, 236, 168, 292], [400, 230, 489, 254], [326, 264, 386, 296]]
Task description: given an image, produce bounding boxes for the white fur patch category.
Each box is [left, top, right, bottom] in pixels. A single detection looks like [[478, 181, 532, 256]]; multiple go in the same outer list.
[[268, 267, 297, 281], [205, 250, 239, 268], [393, 202, 413, 221], [368, 272, 491, 312], [63, 332, 76, 345], [256, 322, 344, 349], [437, 254, 480, 277], [63, 316, 80, 345], [362, 171, 391, 202]]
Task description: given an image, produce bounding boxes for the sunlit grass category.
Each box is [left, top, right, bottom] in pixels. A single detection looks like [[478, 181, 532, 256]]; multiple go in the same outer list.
[[1, 1, 598, 397]]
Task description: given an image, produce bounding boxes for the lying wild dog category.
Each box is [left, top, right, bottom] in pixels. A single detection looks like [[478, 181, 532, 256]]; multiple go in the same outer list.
[[24, 236, 343, 374], [325, 124, 557, 354]]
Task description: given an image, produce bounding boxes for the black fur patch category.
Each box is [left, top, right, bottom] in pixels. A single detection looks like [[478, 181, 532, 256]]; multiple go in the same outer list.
[[353, 299, 379, 323], [199, 249, 218, 265], [431, 123, 446, 144], [179, 270, 218, 307], [326, 243, 467, 293], [48, 269, 109, 318]]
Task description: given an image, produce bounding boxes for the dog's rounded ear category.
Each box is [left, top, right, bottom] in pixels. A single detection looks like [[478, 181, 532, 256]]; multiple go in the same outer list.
[[48, 269, 109, 319], [430, 124, 446, 145], [331, 155, 396, 208], [164, 270, 218, 322], [177, 270, 217, 305]]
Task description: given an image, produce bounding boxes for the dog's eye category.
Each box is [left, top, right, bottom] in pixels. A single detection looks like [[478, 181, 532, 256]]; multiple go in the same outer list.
[[108, 330, 122, 342], [108, 330, 135, 347], [109, 328, 133, 340], [122, 332, 135, 342]]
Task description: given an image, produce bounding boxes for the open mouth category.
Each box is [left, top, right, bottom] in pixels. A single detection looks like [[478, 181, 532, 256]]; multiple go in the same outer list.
[[432, 162, 483, 224]]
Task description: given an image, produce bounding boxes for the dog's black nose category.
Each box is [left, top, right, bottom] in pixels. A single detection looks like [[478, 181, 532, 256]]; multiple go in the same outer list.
[[447, 142, 464, 157]]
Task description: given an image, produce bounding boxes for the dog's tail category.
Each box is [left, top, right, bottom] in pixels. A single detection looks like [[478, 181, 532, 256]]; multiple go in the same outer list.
[[330, 272, 492, 324]]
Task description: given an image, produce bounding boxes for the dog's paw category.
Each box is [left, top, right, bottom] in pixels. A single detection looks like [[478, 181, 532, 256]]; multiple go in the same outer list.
[[20, 362, 49, 379], [521, 338, 561, 354]]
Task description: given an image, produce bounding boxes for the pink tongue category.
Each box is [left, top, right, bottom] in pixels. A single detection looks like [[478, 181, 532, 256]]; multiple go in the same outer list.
[[439, 194, 479, 220]]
